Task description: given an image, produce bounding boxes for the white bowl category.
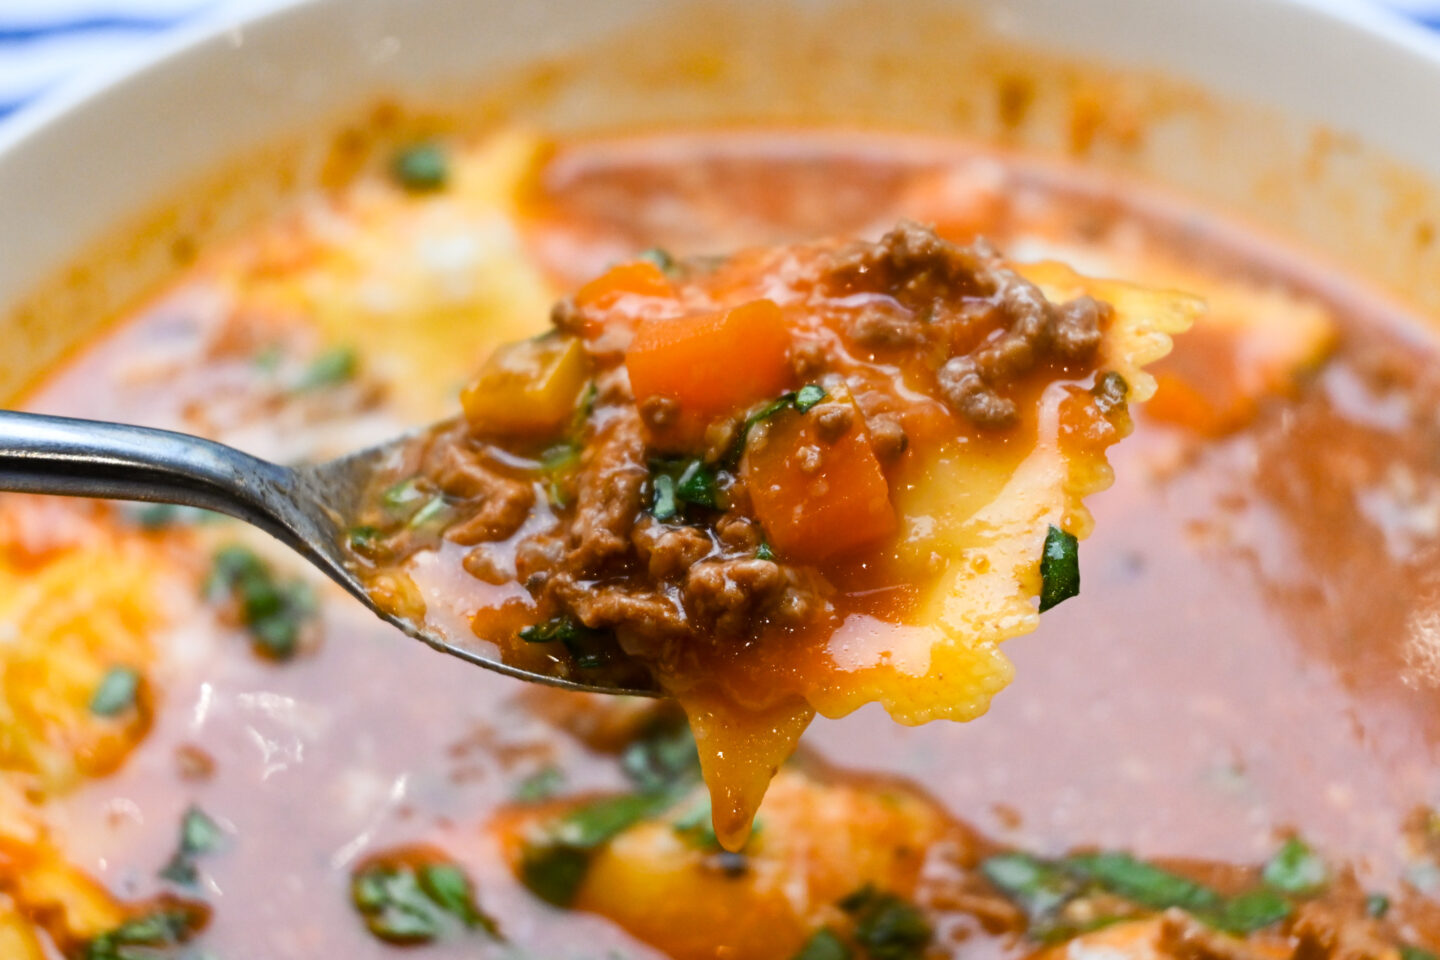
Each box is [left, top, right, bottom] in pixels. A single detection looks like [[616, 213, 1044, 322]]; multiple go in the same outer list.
[[4, 0, 1440, 398]]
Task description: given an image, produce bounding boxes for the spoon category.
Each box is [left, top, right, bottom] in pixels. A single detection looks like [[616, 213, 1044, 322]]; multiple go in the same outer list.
[[0, 408, 656, 697]]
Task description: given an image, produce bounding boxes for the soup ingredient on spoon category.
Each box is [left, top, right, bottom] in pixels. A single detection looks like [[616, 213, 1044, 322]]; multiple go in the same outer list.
[[344, 221, 1198, 850]]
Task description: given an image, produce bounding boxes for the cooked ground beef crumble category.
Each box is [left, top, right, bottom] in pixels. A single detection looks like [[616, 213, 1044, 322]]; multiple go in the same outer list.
[[349, 222, 1120, 676]]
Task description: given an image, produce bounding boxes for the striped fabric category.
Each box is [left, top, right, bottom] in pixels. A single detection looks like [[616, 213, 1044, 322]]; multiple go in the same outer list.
[[0, 0, 1434, 125]]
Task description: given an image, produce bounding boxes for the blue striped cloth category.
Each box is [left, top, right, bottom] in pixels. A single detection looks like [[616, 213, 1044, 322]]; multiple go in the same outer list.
[[0, 0, 1435, 125]]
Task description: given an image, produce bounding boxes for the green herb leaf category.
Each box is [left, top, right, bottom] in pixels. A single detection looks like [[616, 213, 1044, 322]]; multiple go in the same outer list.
[[159, 806, 227, 887], [348, 525, 384, 559], [981, 853, 1085, 929], [1401, 946, 1439, 960], [352, 865, 444, 944], [1067, 852, 1220, 912], [84, 905, 206, 960], [206, 546, 315, 660], [651, 473, 678, 521], [638, 248, 677, 274], [518, 616, 614, 669], [407, 495, 454, 533], [1204, 887, 1292, 934], [620, 723, 701, 795], [792, 928, 853, 960], [839, 886, 932, 960], [392, 143, 449, 192], [296, 345, 358, 391], [726, 384, 829, 464], [1366, 893, 1391, 918], [90, 666, 141, 717], [794, 384, 827, 413], [675, 460, 719, 509], [418, 863, 500, 935], [1263, 837, 1328, 895], [1039, 525, 1080, 612], [381, 478, 427, 514], [755, 541, 775, 561], [513, 766, 566, 803], [179, 806, 227, 856], [541, 443, 581, 474], [519, 792, 673, 907]]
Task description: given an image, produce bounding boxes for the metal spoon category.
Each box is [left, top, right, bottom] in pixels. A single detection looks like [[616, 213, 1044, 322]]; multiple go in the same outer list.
[[0, 408, 655, 696]]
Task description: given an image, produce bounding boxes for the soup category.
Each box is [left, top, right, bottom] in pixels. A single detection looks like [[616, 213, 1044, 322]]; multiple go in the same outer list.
[[2, 127, 1438, 960]]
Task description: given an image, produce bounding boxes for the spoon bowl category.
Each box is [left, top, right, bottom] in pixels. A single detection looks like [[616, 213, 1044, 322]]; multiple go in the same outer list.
[[0, 408, 658, 696]]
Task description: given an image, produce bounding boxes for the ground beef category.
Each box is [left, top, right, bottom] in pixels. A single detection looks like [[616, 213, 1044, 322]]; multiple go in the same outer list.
[[683, 558, 789, 636], [866, 412, 908, 458], [550, 574, 691, 646], [812, 401, 856, 442], [822, 222, 1107, 429], [1290, 903, 1399, 960], [567, 408, 650, 573], [633, 519, 715, 579], [1158, 909, 1275, 960], [429, 445, 535, 545]]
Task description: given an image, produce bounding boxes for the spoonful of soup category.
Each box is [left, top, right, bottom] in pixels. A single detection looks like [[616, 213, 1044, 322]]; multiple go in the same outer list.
[[0, 222, 1196, 846]]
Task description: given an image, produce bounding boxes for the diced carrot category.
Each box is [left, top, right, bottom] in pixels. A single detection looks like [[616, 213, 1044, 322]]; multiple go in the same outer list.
[[461, 334, 589, 435], [575, 261, 674, 310], [626, 299, 793, 448], [572, 261, 676, 340], [742, 401, 896, 561]]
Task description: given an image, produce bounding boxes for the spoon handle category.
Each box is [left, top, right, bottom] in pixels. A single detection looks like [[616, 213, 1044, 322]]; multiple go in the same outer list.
[[0, 409, 347, 574]]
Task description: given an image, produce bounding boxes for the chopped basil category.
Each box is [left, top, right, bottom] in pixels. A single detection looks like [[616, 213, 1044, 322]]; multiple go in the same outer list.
[[513, 765, 566, 803], [90, 666, 141, 717], [418, 863, 500, 935], [620, 722, 701, 794], [406, 495, 454, 533], [638, 247, 678, 274], [1263, 837, 1328, 895], [649, 458, 723, 517], [838, 886, 932, 960], [1038, 525, 1080, 612], [675, 460, 719, 509], [206, 546, 315, 660], [381, 478, 427, 514], [348, 525, 384, 559], [84, 905, 206, 960], [1401, 946, 1439, 960], [517, 616, 614, 669], [986, 847, 1303, 942], [541, 443, 581, 474], [981, 852, 1084, 930], [1092, 371, 1129, 416], [792, 928, 852, 960], [352, 858, 497, 944], [1366, 893, 1391, 918], [726, 383, 830, 465], [159, 806, 227, 887], [519, 792, 671, 906], [391, 143, 449, 192], [296, 345, 358, 391], [651, 473, 678, 521], [794, 384, 827, 412], [1205, 888, 1292, 934], [755, 541, 776, 561], [1067, 852, 1220, 912]]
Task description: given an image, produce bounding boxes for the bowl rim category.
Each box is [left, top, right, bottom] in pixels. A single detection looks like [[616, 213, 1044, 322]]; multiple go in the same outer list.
[[3, 0, 1440, 160]]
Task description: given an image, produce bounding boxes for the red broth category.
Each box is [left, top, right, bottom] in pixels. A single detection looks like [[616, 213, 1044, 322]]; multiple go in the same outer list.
[[8, 131, 1440, 959]]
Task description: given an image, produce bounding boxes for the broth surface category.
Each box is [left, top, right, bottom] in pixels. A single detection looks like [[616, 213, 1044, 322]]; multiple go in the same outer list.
[[7, 130, 1440, 959]]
